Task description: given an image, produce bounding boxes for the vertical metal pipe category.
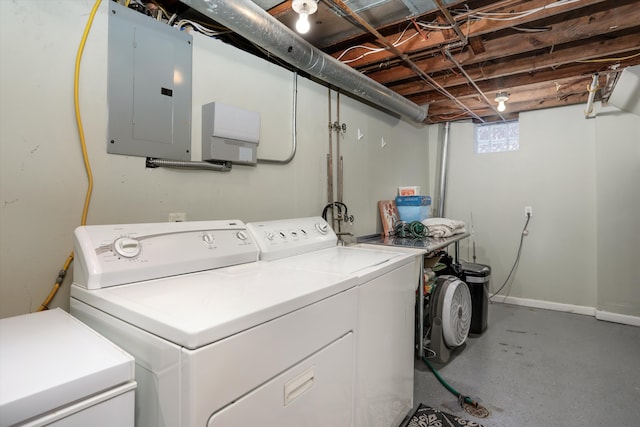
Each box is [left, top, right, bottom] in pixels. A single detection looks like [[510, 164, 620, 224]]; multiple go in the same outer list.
[[327, 89, 334, 205], [336, 91, 343, 204], [438, 122, 450, 218]]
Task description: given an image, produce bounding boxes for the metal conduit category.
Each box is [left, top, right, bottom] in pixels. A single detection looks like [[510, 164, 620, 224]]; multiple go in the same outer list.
[[444, 49, 505, 121], [181, 0, 428, 123], [146, 158, 232, 171], [434, 0, 467, 45], [257, 72, 298, 164], [437, 122, 450, 218], [324, 0, 480, 122]]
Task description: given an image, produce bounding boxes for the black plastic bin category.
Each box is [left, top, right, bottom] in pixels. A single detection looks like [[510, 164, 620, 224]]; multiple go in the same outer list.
[[461, 262, 491, 334]]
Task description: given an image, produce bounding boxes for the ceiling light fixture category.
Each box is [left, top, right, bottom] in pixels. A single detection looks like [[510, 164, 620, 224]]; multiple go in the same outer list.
[[495, 92, 509, 112], [292, 0, 318, 34]]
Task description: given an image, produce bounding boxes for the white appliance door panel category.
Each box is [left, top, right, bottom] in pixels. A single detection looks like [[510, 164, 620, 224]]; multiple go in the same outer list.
[[207, 333, 354, 427], [355, 262, 416, 427], [70, 299, 182, 427], [182, 288, 357, 426]]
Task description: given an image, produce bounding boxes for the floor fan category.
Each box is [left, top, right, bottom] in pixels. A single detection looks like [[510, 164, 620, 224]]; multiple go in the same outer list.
[[429, 275, 472, 363]]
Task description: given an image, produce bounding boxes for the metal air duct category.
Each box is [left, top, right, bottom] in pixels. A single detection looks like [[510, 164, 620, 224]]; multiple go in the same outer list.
[[181, 0, 428, 123]]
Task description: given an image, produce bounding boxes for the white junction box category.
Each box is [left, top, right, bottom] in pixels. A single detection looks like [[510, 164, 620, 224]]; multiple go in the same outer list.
[[202, 102, 261, 165]]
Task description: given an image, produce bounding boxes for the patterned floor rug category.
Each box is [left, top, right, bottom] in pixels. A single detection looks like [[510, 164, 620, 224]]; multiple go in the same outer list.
[[406, 404, 485, 427]]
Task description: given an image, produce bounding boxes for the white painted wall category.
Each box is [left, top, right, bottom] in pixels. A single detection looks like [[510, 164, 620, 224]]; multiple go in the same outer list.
[[445, 106, 598, 308], [3, 1, 635, 321], [0, 1, 430, 318], [594, 106, 640, 318], [442, 103, 639, 319]]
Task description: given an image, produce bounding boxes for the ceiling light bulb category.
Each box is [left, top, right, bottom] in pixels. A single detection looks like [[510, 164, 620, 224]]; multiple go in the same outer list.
[[495, 92, 509, 112], [292, 0, 318, 15], [296, 13, 310, 33], [292, 0, 317, 34]]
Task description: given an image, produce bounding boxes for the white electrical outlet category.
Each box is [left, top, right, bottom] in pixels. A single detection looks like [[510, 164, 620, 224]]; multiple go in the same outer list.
[[169, 212, 186, 222], [525, 206, 533, 217]]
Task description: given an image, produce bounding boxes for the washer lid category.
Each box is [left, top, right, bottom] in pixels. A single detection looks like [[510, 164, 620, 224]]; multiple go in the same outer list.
[[0, 309, 135, 427], [273, 246, 414, 283], [71, 261, 356, 350]]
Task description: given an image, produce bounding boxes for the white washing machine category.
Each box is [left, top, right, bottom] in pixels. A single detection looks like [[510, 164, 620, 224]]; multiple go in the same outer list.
[[247, 217, 419, 427], [0, 309, 135, 427], [69, 220, 357, 427]]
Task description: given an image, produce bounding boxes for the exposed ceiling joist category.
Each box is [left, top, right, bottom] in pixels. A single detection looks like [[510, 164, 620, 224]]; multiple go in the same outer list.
[[163, 0, 640, 123]]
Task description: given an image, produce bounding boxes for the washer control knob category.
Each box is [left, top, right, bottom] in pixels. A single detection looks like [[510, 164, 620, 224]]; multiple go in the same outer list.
[[202, 233, 215, 245], [266, 232, 275, 241], [315, 223, 329, 234], [113, 237, 141, 258], [236, 231, 248, 241]]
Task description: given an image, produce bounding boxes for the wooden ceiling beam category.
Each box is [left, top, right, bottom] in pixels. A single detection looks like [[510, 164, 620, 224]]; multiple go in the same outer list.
[[329, 0, 609, 67], [393, 55, 638, 99], [368, 2, 640, 84], [426, 76, 595, 108], [426, 92, 590, 120], [415, 77, 590, 107], [403, 36, 640, 105]]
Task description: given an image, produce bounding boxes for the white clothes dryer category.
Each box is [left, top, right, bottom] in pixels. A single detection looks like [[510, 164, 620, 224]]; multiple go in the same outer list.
[[247, 217, 419, 427], [0, 309, 135, 427], [69, 220, 357, 427]]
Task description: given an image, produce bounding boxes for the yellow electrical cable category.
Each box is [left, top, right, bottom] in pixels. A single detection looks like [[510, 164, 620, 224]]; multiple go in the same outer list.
[[37, 0, 101, 311]]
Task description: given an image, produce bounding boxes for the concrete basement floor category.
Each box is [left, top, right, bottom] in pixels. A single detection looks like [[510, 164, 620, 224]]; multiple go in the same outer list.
[[408, 302, 640, 426]]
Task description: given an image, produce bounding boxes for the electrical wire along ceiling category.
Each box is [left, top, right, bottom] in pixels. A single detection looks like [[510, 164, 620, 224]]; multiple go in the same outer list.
[[163, 0, 640, 123]]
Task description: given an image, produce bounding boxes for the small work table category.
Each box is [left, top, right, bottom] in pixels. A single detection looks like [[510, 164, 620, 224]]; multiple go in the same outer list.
[[357, 232, 470, 359]]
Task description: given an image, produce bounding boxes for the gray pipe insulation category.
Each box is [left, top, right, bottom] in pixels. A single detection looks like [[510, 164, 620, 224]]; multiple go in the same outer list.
[[181, 0, 428, 123]]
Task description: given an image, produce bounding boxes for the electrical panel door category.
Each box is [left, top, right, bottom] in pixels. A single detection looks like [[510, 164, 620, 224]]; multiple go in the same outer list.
[[107, 2, 192, 160]]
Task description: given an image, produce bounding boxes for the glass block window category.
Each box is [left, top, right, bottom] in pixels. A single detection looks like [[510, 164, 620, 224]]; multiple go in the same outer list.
[[474, 121, 519, 154]]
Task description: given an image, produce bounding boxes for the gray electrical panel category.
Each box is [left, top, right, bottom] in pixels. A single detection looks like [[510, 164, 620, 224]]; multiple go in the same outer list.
[[107, 2, 192, 160]]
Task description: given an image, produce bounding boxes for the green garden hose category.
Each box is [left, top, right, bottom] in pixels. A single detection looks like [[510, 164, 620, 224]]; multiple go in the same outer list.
[[422, 356, 478, 407]]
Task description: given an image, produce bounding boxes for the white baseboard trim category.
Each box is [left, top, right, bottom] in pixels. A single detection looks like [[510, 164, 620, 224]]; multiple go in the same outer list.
[[491, 295, 640, 327], [491, 295, 596, 316], [595, 310, 640, 327]]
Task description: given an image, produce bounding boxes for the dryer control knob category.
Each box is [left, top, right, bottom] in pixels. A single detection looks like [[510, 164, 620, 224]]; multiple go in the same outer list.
[[113, 237, 141, 258], [236, 231, 248, 241], [315, 223, 329, 234], [202, 233, 215, 245]]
